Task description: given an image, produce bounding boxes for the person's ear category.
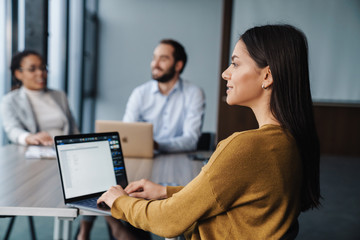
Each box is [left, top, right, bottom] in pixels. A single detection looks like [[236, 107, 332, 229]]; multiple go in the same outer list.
[[14, 70, 24, 83], [262, 67, 273, 90], [175, 61, 184, 73]]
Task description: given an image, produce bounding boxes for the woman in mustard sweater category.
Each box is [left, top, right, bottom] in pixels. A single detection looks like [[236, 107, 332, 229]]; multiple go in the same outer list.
[[98, 24, 321, 239]]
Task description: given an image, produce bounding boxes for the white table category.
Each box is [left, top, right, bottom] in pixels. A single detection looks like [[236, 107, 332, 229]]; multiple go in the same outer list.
[[0, 144, 208, 239]]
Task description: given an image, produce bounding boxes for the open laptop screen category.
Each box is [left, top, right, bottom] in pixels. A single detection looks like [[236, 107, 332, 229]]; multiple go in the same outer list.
[[55, 132, 128, 201]]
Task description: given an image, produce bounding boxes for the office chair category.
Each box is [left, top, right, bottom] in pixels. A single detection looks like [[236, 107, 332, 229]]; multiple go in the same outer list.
[[3, 216, 36, 240], [196, 132, 216, 151]]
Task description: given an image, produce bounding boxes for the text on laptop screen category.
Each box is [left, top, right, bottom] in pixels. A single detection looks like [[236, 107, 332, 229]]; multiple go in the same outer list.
[[56, 134, 127, 199]]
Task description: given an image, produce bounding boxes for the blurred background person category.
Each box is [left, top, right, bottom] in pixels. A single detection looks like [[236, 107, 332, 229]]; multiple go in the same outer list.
[[1, 50, 79, 146], [123, 39, 205, 152]]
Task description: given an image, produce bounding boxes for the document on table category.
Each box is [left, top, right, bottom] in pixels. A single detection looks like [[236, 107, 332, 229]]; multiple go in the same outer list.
[[25, 146, 57, 159]]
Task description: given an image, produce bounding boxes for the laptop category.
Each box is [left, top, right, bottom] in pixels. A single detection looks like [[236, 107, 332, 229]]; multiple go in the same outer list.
[[54, 132, 128, 215], [95, 120, 154, 158]]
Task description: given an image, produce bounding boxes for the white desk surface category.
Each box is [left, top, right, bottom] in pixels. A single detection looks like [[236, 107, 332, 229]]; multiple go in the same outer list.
[[0, 144, 207, 218], [0, 145, 76, 217]]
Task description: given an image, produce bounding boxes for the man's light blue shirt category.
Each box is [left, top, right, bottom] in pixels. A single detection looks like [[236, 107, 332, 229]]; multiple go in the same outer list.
[[123, 79, 205, 152]]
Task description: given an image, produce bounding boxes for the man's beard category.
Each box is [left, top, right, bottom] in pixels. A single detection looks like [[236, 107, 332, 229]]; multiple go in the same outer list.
[[152, 65, 176, 83]]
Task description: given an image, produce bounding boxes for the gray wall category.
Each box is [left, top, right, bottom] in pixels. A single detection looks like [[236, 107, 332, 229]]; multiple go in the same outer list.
[[95, 0, 223, 133], [232, 0, 360, 103]]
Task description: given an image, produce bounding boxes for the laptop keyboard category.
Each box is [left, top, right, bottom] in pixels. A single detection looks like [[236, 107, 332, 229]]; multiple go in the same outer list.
[[75, 198, 98, 208]]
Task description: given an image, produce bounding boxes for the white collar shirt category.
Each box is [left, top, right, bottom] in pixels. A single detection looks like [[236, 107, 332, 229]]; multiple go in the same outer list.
[[123, 78, 205, 152]]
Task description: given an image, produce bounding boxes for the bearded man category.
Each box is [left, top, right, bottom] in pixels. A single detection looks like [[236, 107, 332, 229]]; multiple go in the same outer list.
[[123, 39, 205, 152]]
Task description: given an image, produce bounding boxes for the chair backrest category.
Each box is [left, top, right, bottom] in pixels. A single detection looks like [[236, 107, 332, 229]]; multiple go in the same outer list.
[[197, 132, 216, 151]]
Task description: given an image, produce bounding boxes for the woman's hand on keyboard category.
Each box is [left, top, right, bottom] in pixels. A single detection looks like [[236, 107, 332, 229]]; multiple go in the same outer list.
[[125, 179, 167, 200]]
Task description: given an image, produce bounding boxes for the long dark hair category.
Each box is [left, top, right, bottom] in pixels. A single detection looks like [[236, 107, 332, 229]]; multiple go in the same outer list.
[[241, 24, 320, 211]]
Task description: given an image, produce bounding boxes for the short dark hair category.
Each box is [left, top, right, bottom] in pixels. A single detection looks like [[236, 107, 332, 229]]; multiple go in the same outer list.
[[241, 24, 321, 211], [10, 50, 43, 87], [160, 39, 187, 73]]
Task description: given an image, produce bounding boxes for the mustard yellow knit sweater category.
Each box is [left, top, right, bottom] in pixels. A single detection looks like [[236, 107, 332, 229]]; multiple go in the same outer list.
[[111, 125, 302, 239]]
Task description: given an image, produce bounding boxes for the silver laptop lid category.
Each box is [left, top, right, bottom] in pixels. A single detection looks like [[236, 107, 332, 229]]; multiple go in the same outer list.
[[95, 120, 154, 158]]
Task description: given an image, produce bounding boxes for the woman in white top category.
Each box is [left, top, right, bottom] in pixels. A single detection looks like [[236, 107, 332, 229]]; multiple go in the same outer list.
[[1, 50, 79, 145]]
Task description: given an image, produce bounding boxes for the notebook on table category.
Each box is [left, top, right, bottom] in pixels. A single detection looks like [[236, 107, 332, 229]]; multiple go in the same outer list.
[[54, 132, 128, 215], [95, 120, 154, 158]]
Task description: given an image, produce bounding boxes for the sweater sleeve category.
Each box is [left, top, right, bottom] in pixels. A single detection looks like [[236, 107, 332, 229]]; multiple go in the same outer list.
[[111, 164, 226, 238], [166, 186, 184, 197]]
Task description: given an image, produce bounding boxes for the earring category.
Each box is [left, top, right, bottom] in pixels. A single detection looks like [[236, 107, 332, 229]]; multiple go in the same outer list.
[[262, 84, 267, 90]]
